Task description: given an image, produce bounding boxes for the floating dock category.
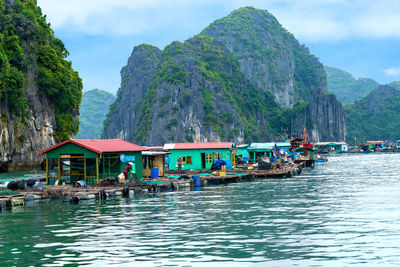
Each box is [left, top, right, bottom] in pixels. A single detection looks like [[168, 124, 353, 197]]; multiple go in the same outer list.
[[0, 163, 301, 211]]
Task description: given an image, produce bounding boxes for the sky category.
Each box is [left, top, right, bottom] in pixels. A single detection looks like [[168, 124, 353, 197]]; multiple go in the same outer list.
[[36, 0, 400, 95]]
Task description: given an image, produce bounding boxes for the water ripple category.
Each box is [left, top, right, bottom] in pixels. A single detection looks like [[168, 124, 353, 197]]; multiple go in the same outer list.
[[0, 153, 400, 266]]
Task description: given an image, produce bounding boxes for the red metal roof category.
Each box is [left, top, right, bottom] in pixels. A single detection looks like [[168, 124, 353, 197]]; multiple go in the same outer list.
[[163, 142, 233, 150], [39, 139, 147, 155]]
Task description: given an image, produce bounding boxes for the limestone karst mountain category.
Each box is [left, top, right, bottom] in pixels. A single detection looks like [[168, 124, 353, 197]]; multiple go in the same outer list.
[[103, 7, 346, 145]]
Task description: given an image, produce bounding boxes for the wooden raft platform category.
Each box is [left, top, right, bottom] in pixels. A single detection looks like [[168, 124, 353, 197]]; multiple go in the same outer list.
[[0, 164, 302, 211]]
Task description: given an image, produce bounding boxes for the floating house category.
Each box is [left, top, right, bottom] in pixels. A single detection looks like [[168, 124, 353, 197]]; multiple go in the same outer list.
[[360, 140, 384, 152], [39, 139, 146, 185], [235, 144, 250, 162], [314, 142, 348, 153], [247, 143, 276, 162], [142, 151, 170, 178], [163, 142, 234, 170], [396, 140, 400, 148], [275, 142, 292, 154]]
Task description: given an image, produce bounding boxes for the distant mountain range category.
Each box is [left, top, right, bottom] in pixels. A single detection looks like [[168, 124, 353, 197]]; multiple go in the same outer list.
[[346, 85, 400, 143], [325, 66, 400, 105], [325, 66, 400, 143], [325, 66, 380, 105], [76, 89, 115, 139]]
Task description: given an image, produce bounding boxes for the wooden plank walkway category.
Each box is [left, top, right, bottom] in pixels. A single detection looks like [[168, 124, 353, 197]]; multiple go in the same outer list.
[[0, 163, 302, 210]]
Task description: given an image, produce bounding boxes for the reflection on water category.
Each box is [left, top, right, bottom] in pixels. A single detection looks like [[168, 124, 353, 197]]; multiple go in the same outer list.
[[0, 153, 399, 266], [0, 170, 45, 180]]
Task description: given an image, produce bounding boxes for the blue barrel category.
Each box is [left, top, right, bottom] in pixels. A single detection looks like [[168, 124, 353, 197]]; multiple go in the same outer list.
[[192, 175, 201, 186], [226, 161, 232, 170], [243, 156, 249, 163], [151, 168, 159, 179], [75, 180, 87, 188]]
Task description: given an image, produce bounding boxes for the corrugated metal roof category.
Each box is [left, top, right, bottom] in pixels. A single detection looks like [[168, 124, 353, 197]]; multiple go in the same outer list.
[[315, 142, 330, 146], [315, 141, 348, 146], [163, 142, 233, 150], [335, 142, 347, 145], [39, 139, 147, 155], [143, 146, 164, 151], [142, 151, 170, 156], [236, 144, 249, 148], [248, 143, 276, 150], [275, 142, 291, 148]]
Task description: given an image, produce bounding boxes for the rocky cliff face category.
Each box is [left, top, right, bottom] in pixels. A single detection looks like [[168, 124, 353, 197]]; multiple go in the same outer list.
[[293, 88, 346, 141], [103, 7, 346, 145], [103, 45, 161, 141], [0, 0, 82, 171], [201, 8, 300, 108], [0, 80, 57, 171], [103, 40, 252, 144]]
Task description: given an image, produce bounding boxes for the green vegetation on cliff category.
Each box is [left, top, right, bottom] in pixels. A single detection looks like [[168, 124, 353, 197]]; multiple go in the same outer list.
[[346, 85, 400, 143], [325, 66, 379, 105], [76, 89, 115, 139], [202, 6, 326, 103], [389, 81, 400, 90], [0, 0, 82, 141], [132, 33, 309, 143], [103, 7, 345, 144]]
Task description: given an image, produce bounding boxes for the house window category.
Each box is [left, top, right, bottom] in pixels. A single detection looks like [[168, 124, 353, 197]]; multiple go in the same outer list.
[[206, 154, 212, 163], [186, 156, 192, 164], [213, 152, 220, 160]]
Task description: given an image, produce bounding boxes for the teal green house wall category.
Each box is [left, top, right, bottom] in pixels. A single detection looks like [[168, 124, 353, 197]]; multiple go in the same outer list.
[[44, 143, 143, 181], [167, 148, 232, 170], [46, 143, 98, 159], [236, 147, 249, 158], [104, 151, 143, 180], [247, 143, 275, 162], [314, 142, 348, 152], [40, 139, 145, 185]]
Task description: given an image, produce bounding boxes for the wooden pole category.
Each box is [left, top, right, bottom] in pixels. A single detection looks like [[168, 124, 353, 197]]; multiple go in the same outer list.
[[96, 158, 99, 184], [84, 158, 87, 183], [58, 158, 61, 184], [108, 156, 111, 176], [102, 157, 105, 179], [46, 158, 49, 185], [146, 155, 149, 178], [163, 156, 165, 177]]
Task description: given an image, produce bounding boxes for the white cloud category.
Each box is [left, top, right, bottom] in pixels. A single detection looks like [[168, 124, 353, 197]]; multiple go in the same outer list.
[[257, 0, 400, 41], [384, 67, 400, 76], [37, 0, 219, 35], [37, 0, 400, 41]]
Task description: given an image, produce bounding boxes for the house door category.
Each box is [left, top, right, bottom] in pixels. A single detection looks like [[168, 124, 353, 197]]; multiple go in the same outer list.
[[201, 153, 206, 169]]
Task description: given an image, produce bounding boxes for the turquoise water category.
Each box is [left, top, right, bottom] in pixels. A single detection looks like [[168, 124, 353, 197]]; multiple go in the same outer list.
[[0, 170, 45, 183], [0, 153, 399, 266]]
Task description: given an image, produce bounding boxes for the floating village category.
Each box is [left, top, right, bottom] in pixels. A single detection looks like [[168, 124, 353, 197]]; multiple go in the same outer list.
[[0, 129, 399, 211]]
